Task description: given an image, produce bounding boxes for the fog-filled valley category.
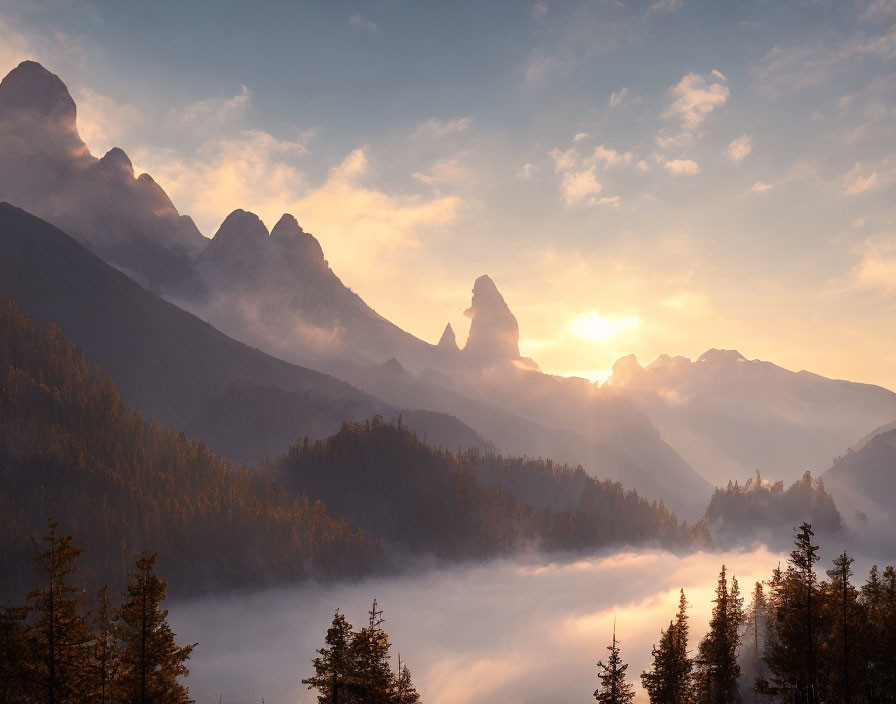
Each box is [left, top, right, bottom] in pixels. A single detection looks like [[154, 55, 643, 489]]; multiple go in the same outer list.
[[2, 2, 896, 701]]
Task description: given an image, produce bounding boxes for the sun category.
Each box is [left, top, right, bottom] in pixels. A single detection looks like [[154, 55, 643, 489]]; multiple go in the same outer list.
[[567, 311, 641, 343]]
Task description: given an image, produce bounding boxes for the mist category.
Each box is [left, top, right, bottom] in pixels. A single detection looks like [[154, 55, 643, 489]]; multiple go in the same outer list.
[[169, 547, 785, 704]]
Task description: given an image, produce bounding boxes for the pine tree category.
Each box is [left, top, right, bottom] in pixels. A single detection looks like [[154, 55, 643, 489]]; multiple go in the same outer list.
[[88, 587, 118, 704], [302, 609, 359, 704], [744, 581, 768, 702], [641, 590, 693, 704], [23, 520, 95, 704], [595, 624, 636, 704], [791, 523, 819, 704], [393, 656, 421, 704], [825, 551, 855, 704], [113, 553, 194, 704], [352, 599, 394, 704], [694, 565, 745, 704]]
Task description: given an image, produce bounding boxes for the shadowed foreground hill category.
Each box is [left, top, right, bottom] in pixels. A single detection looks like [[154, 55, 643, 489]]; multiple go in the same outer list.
[[268, 420, 701, 561], [0, 298, 378, 599]]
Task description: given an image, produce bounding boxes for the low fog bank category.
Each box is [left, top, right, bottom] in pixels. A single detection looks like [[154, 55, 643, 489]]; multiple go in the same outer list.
[[170, 548, 790, 704]]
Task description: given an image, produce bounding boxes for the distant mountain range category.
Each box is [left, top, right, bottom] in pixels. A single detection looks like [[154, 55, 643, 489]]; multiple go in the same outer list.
[[607, 351, 896, 487], [1, 59, 894, 523]]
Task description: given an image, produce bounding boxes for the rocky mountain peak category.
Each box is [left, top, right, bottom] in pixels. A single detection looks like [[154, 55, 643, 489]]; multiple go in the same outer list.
[[270, 213, 325, 263], [437, 323, 459, 351], [463, 274, 520, 363], [0, 61, 77, 129], [100, 147, 134, 176]]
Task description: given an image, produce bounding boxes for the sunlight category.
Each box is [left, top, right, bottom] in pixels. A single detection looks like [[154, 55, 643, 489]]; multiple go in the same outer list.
[[567, 311, 641, 343]]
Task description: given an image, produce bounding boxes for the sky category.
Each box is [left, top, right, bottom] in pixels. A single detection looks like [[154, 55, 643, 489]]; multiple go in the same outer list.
[[1, 0, 895, 388]]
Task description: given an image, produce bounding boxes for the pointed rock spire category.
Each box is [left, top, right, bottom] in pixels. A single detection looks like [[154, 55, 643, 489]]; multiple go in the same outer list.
[[210, 209, 269, 246], [437, 322, 459, 351], [462, 274, 520, 363]]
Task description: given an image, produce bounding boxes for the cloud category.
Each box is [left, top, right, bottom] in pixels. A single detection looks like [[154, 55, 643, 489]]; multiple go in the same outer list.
[[654, 132, 694, 150], [524, 47, 561, 88], [413, 154, 470, 186], [74, 88, 143, 156], [532, 3, 549, 18], [662, 291, 709, 315], [644, 0, 683, 18], [609, 87, 628, 107], [560, 166, 602, 205], [861, 0, 896, 21], [169, 85, 252, 127], [843, 164, 879, 195], [747, 181, 774, 194], [519, 163, 539, 179], [550, 145, 579, 173], [412, 117, 473, 140], [588, 144, 635, 168], [349, 14, 378, 32], [725, 134, 752, 163], [852, 235, 896, 297], [664, 159, 700, 175], [662, 72, 730, 130]]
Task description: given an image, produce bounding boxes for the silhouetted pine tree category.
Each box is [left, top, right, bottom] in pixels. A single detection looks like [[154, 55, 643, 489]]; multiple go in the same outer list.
[[743, 581, 768, 703], [641, 589, 693, 704], [352, 600, 394, 704], [393, 657, 420, 704], [859, 565, 896, 702], [765, 524, 820, 704], [23, 520, 94, 704], [694, 565, 744, 704], [824, 551, 856, 704], [88, 587, 117, 704], [113, 553, 193, 704], [303, 610, 358, 704], [595, 625, 635, 704]]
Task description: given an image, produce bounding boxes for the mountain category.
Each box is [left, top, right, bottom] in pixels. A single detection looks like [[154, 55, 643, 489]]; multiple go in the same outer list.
[[0, 296, 379, 599], [606, 350, 896, 486], [0, 61, 206, 294], [822, 427, 896, 549], [0, 61, 711, 516], [188, 207, 447, 368], [0, 203, 490, 464]]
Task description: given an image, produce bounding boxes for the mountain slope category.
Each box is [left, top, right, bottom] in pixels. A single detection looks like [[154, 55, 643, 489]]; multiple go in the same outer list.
[[0, 203, 489, 463], [822, 428, 896, 546], [0, 297, 379, 599]]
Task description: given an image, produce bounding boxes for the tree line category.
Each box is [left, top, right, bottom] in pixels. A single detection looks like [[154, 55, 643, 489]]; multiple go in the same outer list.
[[591, 523, 896, 703], [0, 521, 193, 704]]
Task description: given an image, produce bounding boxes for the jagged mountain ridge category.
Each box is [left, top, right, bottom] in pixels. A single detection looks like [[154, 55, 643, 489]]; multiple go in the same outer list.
[[0, 61, 207, 294], [0, 203, 493, 464]]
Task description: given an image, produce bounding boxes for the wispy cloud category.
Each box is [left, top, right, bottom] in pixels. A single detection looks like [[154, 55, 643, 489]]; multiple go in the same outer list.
[[644, 0, 683, 19], [412, 117, 473, 140], [349, 14, 378, 33], [725, 134, 752, 163], [609, 87, 628, 107], [168, 85, 252, 127], [560, 166, 603, 205]]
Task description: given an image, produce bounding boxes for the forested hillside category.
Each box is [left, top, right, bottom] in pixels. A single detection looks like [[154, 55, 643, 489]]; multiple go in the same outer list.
[[0, 298, 378, 599], [269, 420, 700, 560]]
